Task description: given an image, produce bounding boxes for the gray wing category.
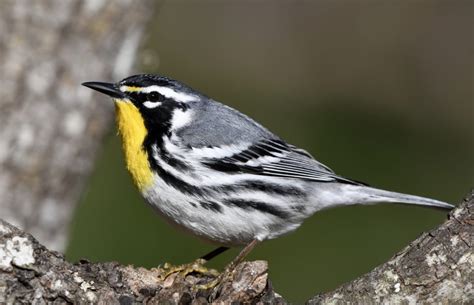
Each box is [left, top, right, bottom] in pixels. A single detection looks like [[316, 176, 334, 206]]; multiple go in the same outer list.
[[179, 100, 362, 184], [177, 100, 275, 147], [203, 138, 362, 185]]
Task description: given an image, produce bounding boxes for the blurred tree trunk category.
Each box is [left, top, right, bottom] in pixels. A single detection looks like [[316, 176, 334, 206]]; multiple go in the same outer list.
[[0, 0, 153, 251]]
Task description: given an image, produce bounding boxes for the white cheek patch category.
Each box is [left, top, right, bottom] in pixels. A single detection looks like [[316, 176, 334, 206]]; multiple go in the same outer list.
[[143, 101, 162, 108], [171, 108, 193, 130]]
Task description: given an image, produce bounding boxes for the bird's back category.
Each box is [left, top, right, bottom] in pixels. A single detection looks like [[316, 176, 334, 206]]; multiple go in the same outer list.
[[176, 100, 276, 148]]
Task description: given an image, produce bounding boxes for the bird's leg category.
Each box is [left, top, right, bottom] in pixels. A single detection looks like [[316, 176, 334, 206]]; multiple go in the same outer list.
[[160, 246, 229, 280], [224, 239, 259, 273], [196, 239, 260, 290], [200, 246, 230, 261]]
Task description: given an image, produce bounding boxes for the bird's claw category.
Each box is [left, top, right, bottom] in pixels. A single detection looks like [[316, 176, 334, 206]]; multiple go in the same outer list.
[[160, 258, 219, 281], [194, 267, 236, 302]]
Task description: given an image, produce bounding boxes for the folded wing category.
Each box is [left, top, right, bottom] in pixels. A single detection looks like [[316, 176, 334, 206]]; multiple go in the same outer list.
[[203, 138, 364, 185]]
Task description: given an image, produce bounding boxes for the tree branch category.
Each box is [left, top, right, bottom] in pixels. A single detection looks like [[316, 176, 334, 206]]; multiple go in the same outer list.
[[0, 191, 472, 304], [309, 190, 473, 304]]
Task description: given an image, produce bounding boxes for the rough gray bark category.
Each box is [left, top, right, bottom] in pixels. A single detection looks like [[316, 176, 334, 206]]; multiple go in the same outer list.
[[308, 191, 473, 305], [0, 0, 153, 251], [0, 192, 472, 304], [0, 218, 286, 304]]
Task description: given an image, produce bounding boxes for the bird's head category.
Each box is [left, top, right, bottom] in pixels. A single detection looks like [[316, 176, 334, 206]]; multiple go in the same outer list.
[[82, 74, 199, 117], [82, 74, 201, 137], [82, 74, 199, 189]]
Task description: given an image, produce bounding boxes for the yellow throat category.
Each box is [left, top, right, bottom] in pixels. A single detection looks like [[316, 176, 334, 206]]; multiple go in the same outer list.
[[114, 100, 153, 191]]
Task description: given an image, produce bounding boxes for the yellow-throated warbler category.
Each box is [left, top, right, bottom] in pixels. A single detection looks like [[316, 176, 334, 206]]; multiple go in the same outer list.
[[83, 74, 454, 267]]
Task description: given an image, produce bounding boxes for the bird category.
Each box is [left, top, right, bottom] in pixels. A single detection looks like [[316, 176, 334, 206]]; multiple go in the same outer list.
[[82, 74, 454, 273]]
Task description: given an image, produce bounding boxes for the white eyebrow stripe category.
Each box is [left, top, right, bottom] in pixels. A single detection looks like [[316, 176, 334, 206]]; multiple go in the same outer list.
[[121, 85, 198, 103], [147, 86, 198, 103], [143, 101, 162, 108]]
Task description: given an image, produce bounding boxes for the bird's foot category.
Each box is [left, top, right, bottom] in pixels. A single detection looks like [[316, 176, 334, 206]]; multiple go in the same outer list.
[[194, 275, 221, 291], [160, 258, 219, 280], [194, 264, 234, 292]]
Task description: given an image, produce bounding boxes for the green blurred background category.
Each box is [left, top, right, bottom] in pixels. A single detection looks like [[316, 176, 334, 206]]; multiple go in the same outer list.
[[67, 1, 473, 303]]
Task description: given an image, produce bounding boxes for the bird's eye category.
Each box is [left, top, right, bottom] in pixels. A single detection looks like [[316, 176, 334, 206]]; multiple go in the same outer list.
[[148, 92, 162, 101]]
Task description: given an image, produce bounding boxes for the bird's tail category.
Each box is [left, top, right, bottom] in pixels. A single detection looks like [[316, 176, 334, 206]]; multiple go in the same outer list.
[[323, 184, 454, 210]]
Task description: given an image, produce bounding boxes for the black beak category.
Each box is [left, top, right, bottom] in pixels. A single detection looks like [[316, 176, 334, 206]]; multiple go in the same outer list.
[[82, 81, 126, 99]]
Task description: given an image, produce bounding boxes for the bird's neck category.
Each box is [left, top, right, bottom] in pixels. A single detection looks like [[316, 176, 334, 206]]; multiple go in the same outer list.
[[114, 101, 153, 191]]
